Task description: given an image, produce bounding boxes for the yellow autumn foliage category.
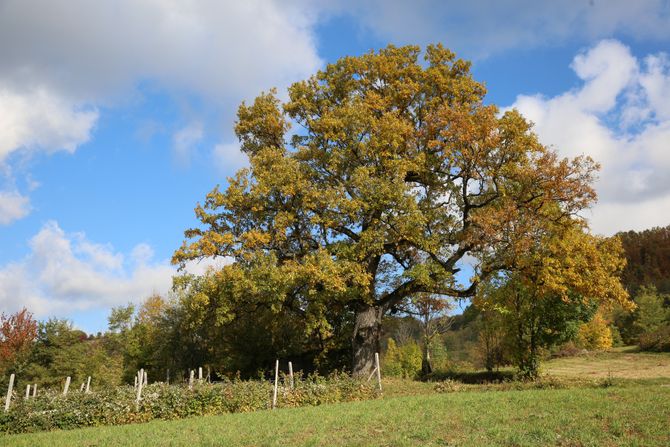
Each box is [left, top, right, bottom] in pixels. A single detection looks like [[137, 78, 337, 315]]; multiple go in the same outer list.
[[576, 312, 613, 351]]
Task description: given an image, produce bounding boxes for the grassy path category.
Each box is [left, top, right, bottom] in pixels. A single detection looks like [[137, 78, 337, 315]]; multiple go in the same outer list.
[[5, 384, 669, 446]]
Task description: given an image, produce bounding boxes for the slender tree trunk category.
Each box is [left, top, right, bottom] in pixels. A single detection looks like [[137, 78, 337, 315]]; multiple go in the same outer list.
[[421, 340, 433, 375], [352, 305, 382, 378]]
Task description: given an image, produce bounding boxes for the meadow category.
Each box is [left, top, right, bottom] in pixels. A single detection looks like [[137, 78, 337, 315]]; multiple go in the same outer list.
[[4, 350, 669, 446]]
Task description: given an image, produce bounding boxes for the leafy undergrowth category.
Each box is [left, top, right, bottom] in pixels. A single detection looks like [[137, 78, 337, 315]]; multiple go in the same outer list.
[[0, 372, 377, 435], [5, 384, 669, 446]]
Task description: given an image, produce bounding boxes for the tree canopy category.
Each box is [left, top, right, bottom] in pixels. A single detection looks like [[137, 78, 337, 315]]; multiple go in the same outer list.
[[173, 44, 614, 376]]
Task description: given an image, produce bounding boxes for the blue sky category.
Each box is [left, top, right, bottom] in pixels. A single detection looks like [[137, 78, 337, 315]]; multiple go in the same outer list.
[[1, 0, 669, 333]]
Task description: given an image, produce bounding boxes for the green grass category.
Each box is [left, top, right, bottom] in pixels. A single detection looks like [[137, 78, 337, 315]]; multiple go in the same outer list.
[[5, 384, 669, 446], [4, 350, 669, 446]]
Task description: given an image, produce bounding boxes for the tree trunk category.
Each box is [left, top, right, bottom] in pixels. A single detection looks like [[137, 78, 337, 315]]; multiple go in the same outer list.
[[421, 344, 433, 376], [351, 305, 382, 378]]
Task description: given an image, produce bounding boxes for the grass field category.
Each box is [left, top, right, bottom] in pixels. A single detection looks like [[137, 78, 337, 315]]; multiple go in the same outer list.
[[4, 350, 670, 446], [545, 350, 670, 380]]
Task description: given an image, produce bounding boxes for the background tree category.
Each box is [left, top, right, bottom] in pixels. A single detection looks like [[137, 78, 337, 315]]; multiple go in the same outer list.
[[401, 293, 452, 375], [609, 285, 670, 345], [0, 308, 37, 378], [475, 228, 630, 377], [21, 318, 122, 388], [632, 286, 669, 336], [173, 44, 600, 377], [475, 308, 508, 372]]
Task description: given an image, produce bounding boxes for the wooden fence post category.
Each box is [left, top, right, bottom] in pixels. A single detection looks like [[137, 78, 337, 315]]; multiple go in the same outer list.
[[4, 373, 14, 412], [198, 367, 203, 382], [144, 370, 148, 386], [288, 362, 295, 389], [80, 382, 85, 392], [25, 384, 31, 399], [288, 361, 294, 389], [134, 375, 138, 389], [375, 353, 382, 392], [272, 359, 279, 410], [85, 376, 91, 393], [189, 369, 194, 389], [32, 383, 37, 398], [135, 368, 144, 410], [63, 376, 71, 396]]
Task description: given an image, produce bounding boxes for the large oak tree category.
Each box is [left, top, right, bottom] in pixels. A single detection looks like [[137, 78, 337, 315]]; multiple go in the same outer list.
[[173, 45, 601, 376]]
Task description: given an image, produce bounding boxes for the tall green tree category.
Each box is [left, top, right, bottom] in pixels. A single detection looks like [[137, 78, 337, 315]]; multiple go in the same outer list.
[[476, 228, 630, 377], [21, 319, 123, 388], [633, 286, 669, 336], [174, 44, 601, 376]]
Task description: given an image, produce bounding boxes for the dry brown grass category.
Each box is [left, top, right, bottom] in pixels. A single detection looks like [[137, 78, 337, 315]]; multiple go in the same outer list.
[[544, 349, 670, 380]]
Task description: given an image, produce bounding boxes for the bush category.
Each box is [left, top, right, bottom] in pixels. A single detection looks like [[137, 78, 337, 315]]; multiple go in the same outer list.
[[382, 339, 422, 379], [551, 341, 586, 358], [0, 374, 378, 435], [638, 325, 670, 352], [576, 312, 613, 351]]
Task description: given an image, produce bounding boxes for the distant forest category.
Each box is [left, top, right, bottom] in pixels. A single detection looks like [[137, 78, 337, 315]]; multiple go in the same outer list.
[[618, 224, 670, 294]]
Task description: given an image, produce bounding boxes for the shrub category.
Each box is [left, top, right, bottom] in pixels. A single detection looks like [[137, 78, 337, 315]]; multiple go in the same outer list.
[[638, 325, 670, 352], [382, 339, 422, 379], [576, 312, 613, 351], [0, 374, 378, 435]]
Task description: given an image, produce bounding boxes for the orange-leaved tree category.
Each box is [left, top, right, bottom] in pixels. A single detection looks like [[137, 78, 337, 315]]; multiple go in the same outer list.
[[0, 308, 38, 376]]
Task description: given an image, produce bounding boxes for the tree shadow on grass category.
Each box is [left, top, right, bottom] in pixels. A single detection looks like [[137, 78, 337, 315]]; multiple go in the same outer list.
[[423, 370, 516, 384]]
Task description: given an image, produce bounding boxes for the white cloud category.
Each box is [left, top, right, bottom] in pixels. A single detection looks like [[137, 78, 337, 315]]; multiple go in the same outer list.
[[0, 0, 323, 200], [0, 221, 175, 316], [0, 86, 98, 162], [586, 194, 670, 235], [173, 121, 204, 165], [182, 256, 232, 277], [212, 142, 249, 175], [0, 221, 232, 318], [0, 190, 30, 225], [337, 0, 670, 57], [506, 39, 670, 235], [0, 0, 322, 104]]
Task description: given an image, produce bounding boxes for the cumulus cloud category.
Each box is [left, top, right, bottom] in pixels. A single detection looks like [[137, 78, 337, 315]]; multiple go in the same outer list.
[[0, 0, 323, 208], [0, 221, 173, 316], [0, 190, 30, 225], [506, 39, 670, 235], [337, 0, 670, 57], [0, 0, 322, 224], [0, 221, 229, 318], [0, 86, 98, 162]]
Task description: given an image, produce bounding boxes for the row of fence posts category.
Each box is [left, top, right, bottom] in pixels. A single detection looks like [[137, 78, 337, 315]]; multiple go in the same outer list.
[[5, 354, 382, 413], [4, 373, 92, 412], [271, 353, 382, 410], [271, 360, 297, 409], [186, 366, 210, 390]]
